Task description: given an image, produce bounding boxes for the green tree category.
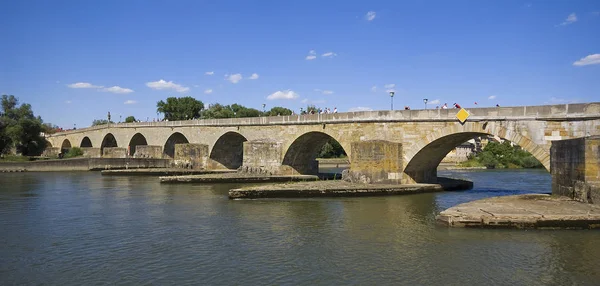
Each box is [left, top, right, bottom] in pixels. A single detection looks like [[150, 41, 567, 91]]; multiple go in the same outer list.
[[157, 96, 204, 121], [92, 119, 113, 126], [125, 116, 137, 123], [318, 139, 346, 158], [64, 147, 84, 158], [202, 103, 235, 119], [265, 106, 293, 116], [0, 95, 47, 155], [305, 105, 318, 114]]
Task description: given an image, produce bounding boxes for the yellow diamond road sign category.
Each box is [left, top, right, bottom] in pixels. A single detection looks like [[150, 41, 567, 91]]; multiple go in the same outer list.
[[456, 108, 470, 123]]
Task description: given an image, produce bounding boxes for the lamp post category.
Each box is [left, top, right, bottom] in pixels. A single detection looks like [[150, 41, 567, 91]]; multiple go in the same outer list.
[[119, 115, 122, 123], [107, 112, 111, 127], [389, 91, 395, 111], [262, 103, 266, 113], [423, 98, 428, 110]]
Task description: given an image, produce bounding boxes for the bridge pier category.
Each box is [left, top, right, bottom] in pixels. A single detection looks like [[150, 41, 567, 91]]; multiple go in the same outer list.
[[81, 147, 101, 158], [134, 145, 163, 158], [551, 136, 600, 204], [102, 147, 127, 158], [242, 140, 289, 174], [344, 140, 404, 184], [173, 144, 209, 169]]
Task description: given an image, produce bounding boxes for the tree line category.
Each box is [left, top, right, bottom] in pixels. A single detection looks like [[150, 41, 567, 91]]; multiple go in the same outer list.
[[460, 141, 543, 169], [0, 95, 48, 156]]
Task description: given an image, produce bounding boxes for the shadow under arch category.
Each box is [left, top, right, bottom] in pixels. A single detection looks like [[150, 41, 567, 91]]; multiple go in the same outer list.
[[404, 125, 549, 183], [100, 133, 118, 154], [210, 131, 247, 169], [128, 133, 148, 156], [61, 139, 72, 153], [282, 131, 347, 175], [80, 137, 92, 148], [163, 132, 189, 159]]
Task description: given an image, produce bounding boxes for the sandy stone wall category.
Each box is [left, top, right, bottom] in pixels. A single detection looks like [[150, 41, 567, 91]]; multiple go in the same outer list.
[[81, 147, 101, 158], [135, 145, 163, 158], [102, 147, 127, 158], [551, 136, 600, 203], [174, 144, 208, 169], [344, 140, 403, 184]]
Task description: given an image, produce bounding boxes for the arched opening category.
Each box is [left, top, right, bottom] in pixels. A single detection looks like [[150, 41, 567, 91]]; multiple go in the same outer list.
[[282, 131, 348, 175], [80, 137, 92, 148], [128, 133, 148, 157], [45, 140, 53, 148], [404, 132, 546, 183], [61, 139, 72, 154], [163, 132, 189, 159], [100, 133, 118, 154], [210, 132, 247, 169]]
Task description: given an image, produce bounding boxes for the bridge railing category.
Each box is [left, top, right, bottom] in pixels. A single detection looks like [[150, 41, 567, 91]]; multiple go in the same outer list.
[[50, 102, 600, 136]]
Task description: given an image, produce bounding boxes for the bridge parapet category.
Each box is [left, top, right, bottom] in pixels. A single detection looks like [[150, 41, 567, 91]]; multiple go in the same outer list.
[[48, 102, 600, 137]]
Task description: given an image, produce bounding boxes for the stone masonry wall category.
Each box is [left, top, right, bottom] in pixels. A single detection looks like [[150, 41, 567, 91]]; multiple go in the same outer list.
[[102, 147, 127, 158], [344, 140, 403, 184], [134, 145, 163, 159], [551, 136, 600, 203], [242, 140, 285, 174], [174, 143, 208, 169], [81, 147, 101, 158]]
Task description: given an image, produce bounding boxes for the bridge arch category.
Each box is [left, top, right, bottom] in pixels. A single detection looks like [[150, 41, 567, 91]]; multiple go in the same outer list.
[[163, 132, 189, 158], [61, 139, 72, 153], [210, 131, 247, 169], [80, 137, 93, 148], [128, 133, 148, 156], [403, 122, 550, 183], [282, 131, 348, 175], [100, 133, 118, 154]]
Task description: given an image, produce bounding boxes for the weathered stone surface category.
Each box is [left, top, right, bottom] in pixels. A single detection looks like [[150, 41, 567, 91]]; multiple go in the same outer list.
[[159, 172, 320, 184], [242, 140, 286, 174], [42, 147, 60, 157], [174, 143, 208, 169], [102, 147, 127, 158], [551, 136, 600, 204], [101, 168, 235, 176], [134, 145, 163, 158], [437, 194, 600, 229], [345, 140, 403, 184], [81, 147, 101, 158]]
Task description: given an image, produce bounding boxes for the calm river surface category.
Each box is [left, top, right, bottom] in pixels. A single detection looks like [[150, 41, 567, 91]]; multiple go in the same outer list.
[[1, 169, 599, 285]]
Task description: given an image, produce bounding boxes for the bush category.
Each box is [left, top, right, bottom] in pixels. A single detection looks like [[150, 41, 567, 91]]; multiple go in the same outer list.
[[64, 147, 84, 158]]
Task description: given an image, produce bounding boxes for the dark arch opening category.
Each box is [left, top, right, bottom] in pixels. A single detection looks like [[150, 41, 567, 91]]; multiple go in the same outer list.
[[282, 132, 347, 175], [404, 132, 544, 183], [128, 133, 148, 157], [45, 140, 53, 148], [210, 132, 247, 169], [100, 133, 118, 155], [163, 132, 189, 159], [61, 139, 72, 154], [80, 137, 92, 148]]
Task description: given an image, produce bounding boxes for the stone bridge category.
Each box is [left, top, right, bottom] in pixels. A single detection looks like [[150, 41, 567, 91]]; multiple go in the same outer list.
[[46, 103, 600, 184]]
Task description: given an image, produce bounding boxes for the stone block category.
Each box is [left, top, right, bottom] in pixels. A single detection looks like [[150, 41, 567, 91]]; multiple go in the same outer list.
[[81, 147, 101, 158], [42, 147, 61, 157], [174, 143, 208, 169], [102, 147, 127, 158], [242, 140, 285, 174], [551, 136, 600, 204], [345, 140, 403, 184], [134, 145, 163, 159]]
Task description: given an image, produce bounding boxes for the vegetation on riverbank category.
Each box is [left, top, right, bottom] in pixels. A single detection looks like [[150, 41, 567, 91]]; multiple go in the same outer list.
[[459, 141, 543, 169], [0, 95, 47, 156]]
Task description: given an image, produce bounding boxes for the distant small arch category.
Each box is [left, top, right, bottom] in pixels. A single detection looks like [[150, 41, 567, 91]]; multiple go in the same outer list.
[[128, 133, 148, 156], [210, 132, 247, 169], [80, 137, 92, 148], [61, 139, 72, 153], [100, 133, 118, 154], [163, 132, 189, 158]]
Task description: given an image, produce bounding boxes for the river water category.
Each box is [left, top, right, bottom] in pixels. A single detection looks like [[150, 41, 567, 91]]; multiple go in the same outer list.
[[1, 169, 599, 285]]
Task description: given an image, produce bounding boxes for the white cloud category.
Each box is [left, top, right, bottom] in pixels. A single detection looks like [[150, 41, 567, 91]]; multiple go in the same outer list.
[[386, 89, 396, 93], [67, 82, 103, 89], [306, 50, 317, 60], [384, 83, 395, 89], [573, 54, 600, 66], [488, 95, 496, 100], [301, 98, 308, 103], [248, 73, 259, 80], [322, 90, 334, 95], [322, 52, 337, 58], [65, 100, 71, 104], [103, 86, 134, 94], [427, 99, 441, 105], [204, 89, 213, 94], [205, 71, 214, 75], [365, 11, 376, 21], [226, 73, 243, 84], [349, 106, 373, 112], [267, 90, 299, 100], [124, 100, 137, 104], [371, 85, 377, 92], [146, 79, 189, 93], [559, 13, 577, 26]]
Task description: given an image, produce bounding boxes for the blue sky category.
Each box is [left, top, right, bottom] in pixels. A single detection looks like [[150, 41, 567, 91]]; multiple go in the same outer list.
[[1, 0, 599, 128]]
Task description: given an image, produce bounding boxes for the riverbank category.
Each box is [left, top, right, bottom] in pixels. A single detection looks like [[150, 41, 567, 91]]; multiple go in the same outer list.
[[436, 194, 600, 229], [101, 168, 236, 176], [228, 177, 472, 199], [159, 172, 330, 184]]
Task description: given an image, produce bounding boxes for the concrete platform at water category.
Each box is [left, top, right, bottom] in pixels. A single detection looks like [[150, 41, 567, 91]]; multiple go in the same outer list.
[[158, 172, 332, 184], [102, 168, 236, 176], [436, 194, 600, 229], [228, 177, 472, 199]]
